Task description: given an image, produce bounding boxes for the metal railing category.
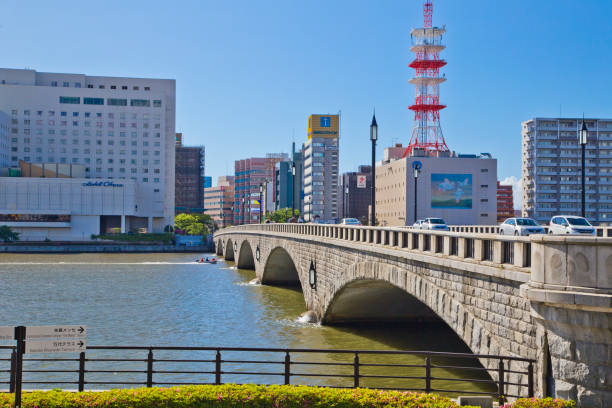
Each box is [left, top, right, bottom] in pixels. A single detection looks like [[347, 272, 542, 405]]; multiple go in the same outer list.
[[0, 345, 534, 401]]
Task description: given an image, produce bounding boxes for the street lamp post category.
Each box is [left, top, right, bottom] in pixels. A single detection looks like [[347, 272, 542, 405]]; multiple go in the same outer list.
[[345, 186, 349, 219], [291, 162, 296, 219], [259, 184, 263, 224], [370, 113, 378, 226], [414, 167, 419, 223], [579, 119, 588, 218]]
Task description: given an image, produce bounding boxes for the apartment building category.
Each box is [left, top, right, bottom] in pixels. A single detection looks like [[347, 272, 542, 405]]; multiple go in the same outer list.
[[522, 117, 612, 224]]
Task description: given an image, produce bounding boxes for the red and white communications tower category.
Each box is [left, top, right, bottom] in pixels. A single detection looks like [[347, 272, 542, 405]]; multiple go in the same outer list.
[[404, 0, 449, 157]]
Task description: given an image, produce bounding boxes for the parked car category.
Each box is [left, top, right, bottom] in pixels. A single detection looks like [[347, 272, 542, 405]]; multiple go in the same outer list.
[[499, 217, 546, 236], [549, 215, 596, 236], [422, 218, 450, 231], [340, 218, 362, 226], [413, 219, 425, 229]]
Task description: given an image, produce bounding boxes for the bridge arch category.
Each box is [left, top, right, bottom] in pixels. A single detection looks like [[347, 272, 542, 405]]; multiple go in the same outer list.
[[321, 261, 498, 361], [237, 240, 255, 270], [262, 246, 300, 286], [224, 238, 235, 261], [216, 239, 224, 256]]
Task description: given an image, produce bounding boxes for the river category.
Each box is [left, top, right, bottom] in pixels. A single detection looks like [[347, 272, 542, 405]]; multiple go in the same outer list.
[[0, 253, 495, 395]]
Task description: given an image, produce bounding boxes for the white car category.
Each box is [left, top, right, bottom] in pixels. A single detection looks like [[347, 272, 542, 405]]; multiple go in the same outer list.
[[413, 219, 425, 229], [499, 217, 546, 236], [340, 218, 361, 226], [548, 215, 596, 236], [422, 218, 450, 231]]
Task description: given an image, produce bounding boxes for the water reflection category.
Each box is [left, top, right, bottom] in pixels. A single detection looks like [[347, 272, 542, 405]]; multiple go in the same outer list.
[[0, 254, 495, 395]]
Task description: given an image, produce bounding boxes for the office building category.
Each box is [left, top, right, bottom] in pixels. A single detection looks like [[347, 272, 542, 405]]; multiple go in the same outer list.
[[0, 68, 176, 239], [175, 134, 204, 213], [376, 149, 497, 226], [522, 117, 612, 224], [0, 111, 8, 169], [303, 114, 339, 222], [497, 181, 514, 222], [340, 165, 372, 223], [203, 176, 234, 228], [234, 154, 287, 224], [274, 144, 304, 214]]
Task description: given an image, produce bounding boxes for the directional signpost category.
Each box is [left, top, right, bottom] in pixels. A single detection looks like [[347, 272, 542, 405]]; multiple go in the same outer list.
[[1, 325, 87, 408]]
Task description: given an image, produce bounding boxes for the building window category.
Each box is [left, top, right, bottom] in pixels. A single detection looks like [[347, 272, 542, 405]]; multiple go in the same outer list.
[[107, 98, 127, 106], [51, 81, 58, 87], [153, 100, 162, 108], [63, 81, 69, 87], [130, 99, 150, 107], [84, 97, 104, 105], [59, 96, 80, 104]]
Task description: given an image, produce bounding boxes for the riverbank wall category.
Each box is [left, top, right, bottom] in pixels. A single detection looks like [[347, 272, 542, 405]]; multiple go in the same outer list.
[[0, 242, 213, 253]]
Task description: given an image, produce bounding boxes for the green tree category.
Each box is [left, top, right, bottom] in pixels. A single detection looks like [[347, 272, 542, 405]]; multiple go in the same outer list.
[[266, 208, 301, 223], [0, 225, 20, 242], [174, 213, 197, 232]]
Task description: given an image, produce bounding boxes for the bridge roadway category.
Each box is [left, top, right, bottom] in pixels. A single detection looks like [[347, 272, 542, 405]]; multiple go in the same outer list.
[[214, 224, 611, 407]]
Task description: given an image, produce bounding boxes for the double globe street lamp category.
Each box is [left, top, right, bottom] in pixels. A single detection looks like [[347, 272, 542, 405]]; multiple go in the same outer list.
[[579, 119, 588, 218]]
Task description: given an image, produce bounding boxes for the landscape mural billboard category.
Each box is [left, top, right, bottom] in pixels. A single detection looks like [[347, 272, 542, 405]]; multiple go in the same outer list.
[[431, 174, 473, 209]]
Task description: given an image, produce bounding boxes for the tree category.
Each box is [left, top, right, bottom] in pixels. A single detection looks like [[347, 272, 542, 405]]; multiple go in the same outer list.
[[174, 213, 197, 232], [266, 208, 301, 223], [0, 225, 19, 242]]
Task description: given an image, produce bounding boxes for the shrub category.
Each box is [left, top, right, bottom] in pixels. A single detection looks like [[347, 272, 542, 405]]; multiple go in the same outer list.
[[92, 233, 174, 244], [0, 225, 19, 242], [0, 385, 470, 408], [505, 397, 576, 408]]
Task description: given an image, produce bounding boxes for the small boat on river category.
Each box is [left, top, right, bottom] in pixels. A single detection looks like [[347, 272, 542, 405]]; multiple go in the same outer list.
[[196, 257, 217, 264]]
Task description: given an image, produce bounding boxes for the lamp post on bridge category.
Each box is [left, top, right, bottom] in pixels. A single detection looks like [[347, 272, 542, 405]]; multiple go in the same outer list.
[[579, 119, 588, 218], [259, 184, 263, 224], [291, 162, 296, 220], [370, 112, 377, 226]]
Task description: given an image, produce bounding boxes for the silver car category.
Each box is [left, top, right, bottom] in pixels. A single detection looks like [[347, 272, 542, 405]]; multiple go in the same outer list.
[[499, 217, 545, 236], [549, 215, 596, 236], [412, 219, 425, 229], [422, 218, 450, 231]]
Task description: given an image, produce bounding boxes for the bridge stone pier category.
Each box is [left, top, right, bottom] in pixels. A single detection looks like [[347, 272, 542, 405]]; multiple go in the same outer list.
[[214, 224, 612, 407]]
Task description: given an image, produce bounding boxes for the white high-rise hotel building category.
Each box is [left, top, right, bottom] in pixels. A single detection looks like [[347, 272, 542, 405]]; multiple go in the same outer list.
[[0, 68, 175, 239]]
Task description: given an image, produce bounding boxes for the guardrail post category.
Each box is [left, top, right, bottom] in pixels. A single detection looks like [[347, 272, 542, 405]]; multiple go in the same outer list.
[[9, 350, 15, 393], [528, 361, 534, 397], [78, 351, 86, 391], [215, 349, 222, 385], [498, 359, 505, 403], [425, 354, 431, 393], [14, 326, 25, 408], [353, 353, 359, 388], [284, 352, 291, 385], [146, 348, 153, 387]]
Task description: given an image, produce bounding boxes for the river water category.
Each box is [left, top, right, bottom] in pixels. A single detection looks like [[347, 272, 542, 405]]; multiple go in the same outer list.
[[0, 253, 495, 395]]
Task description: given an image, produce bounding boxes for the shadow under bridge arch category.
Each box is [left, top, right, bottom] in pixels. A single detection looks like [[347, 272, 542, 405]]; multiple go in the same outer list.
[[237, 240, 255, 270], [322, 279, 440, 325], [224, 239, 235, 261], [262, 247, 300, 286]]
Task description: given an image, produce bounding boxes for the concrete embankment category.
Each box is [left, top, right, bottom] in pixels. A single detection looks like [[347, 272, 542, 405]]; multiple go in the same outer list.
[[0, 242, 213, 253]]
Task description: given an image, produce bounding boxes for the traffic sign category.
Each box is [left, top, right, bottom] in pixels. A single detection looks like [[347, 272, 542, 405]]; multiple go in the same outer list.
[[412, 160, 423, 170], [25, 339, 86, 354], [25, 325, 86, 340], [0, 326, 13, 340]]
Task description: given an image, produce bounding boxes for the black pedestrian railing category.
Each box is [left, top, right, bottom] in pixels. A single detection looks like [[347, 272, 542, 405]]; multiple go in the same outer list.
[[0, 345, 534, 401]]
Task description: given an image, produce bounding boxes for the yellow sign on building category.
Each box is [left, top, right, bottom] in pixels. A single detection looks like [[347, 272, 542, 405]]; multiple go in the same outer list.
[[308, 114, 339, 140]]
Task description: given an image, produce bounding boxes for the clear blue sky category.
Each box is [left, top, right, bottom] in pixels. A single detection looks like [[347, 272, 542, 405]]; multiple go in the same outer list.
[[3, 0, 612, 201]]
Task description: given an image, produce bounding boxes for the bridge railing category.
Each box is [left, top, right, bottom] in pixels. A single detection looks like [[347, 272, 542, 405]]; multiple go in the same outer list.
[[219, 224, 533, 269], [449, 224, 612, 237], [0, 345, 534, 400]]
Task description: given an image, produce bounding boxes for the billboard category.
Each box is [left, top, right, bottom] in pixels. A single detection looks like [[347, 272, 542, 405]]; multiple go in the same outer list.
[[357, 175, 367, 188], [431, 174, 472, 209], [308, 114, 339, 139]]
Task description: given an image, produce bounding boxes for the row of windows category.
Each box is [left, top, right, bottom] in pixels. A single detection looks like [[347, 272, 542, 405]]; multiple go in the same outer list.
[[49, 81, 152, 92], [11, 109, 161, 119], [59, 96, 162, 107]]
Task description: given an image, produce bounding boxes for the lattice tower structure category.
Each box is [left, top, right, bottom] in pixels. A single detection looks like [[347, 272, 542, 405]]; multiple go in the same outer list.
[[404, 0, 449, 157]]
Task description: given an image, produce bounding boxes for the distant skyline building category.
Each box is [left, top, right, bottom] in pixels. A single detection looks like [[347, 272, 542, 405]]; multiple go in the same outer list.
[[274, 143, 304, 215], [303, 114, 339, 222], [203, 176, 234, 228], [0, 67, 176, 239], [497, 181, 514, 222], [376, 147, 497, 226], [0, 111, 8, 169], [522, 117, 612, 224], [234, 154, 287, 224], [340, 165, 372, 223], [203, 176, 212, 188], [175, 134, 204, 213]]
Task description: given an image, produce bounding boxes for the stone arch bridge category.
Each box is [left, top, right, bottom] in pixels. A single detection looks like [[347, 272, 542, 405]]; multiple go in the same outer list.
[[214, 224, 611, 407]]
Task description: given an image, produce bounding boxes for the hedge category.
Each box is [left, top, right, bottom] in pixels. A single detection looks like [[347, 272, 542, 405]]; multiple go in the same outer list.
[[504, 398, 576, 408], [0, 385, 576, 408], [92, 233, 174, 244]]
